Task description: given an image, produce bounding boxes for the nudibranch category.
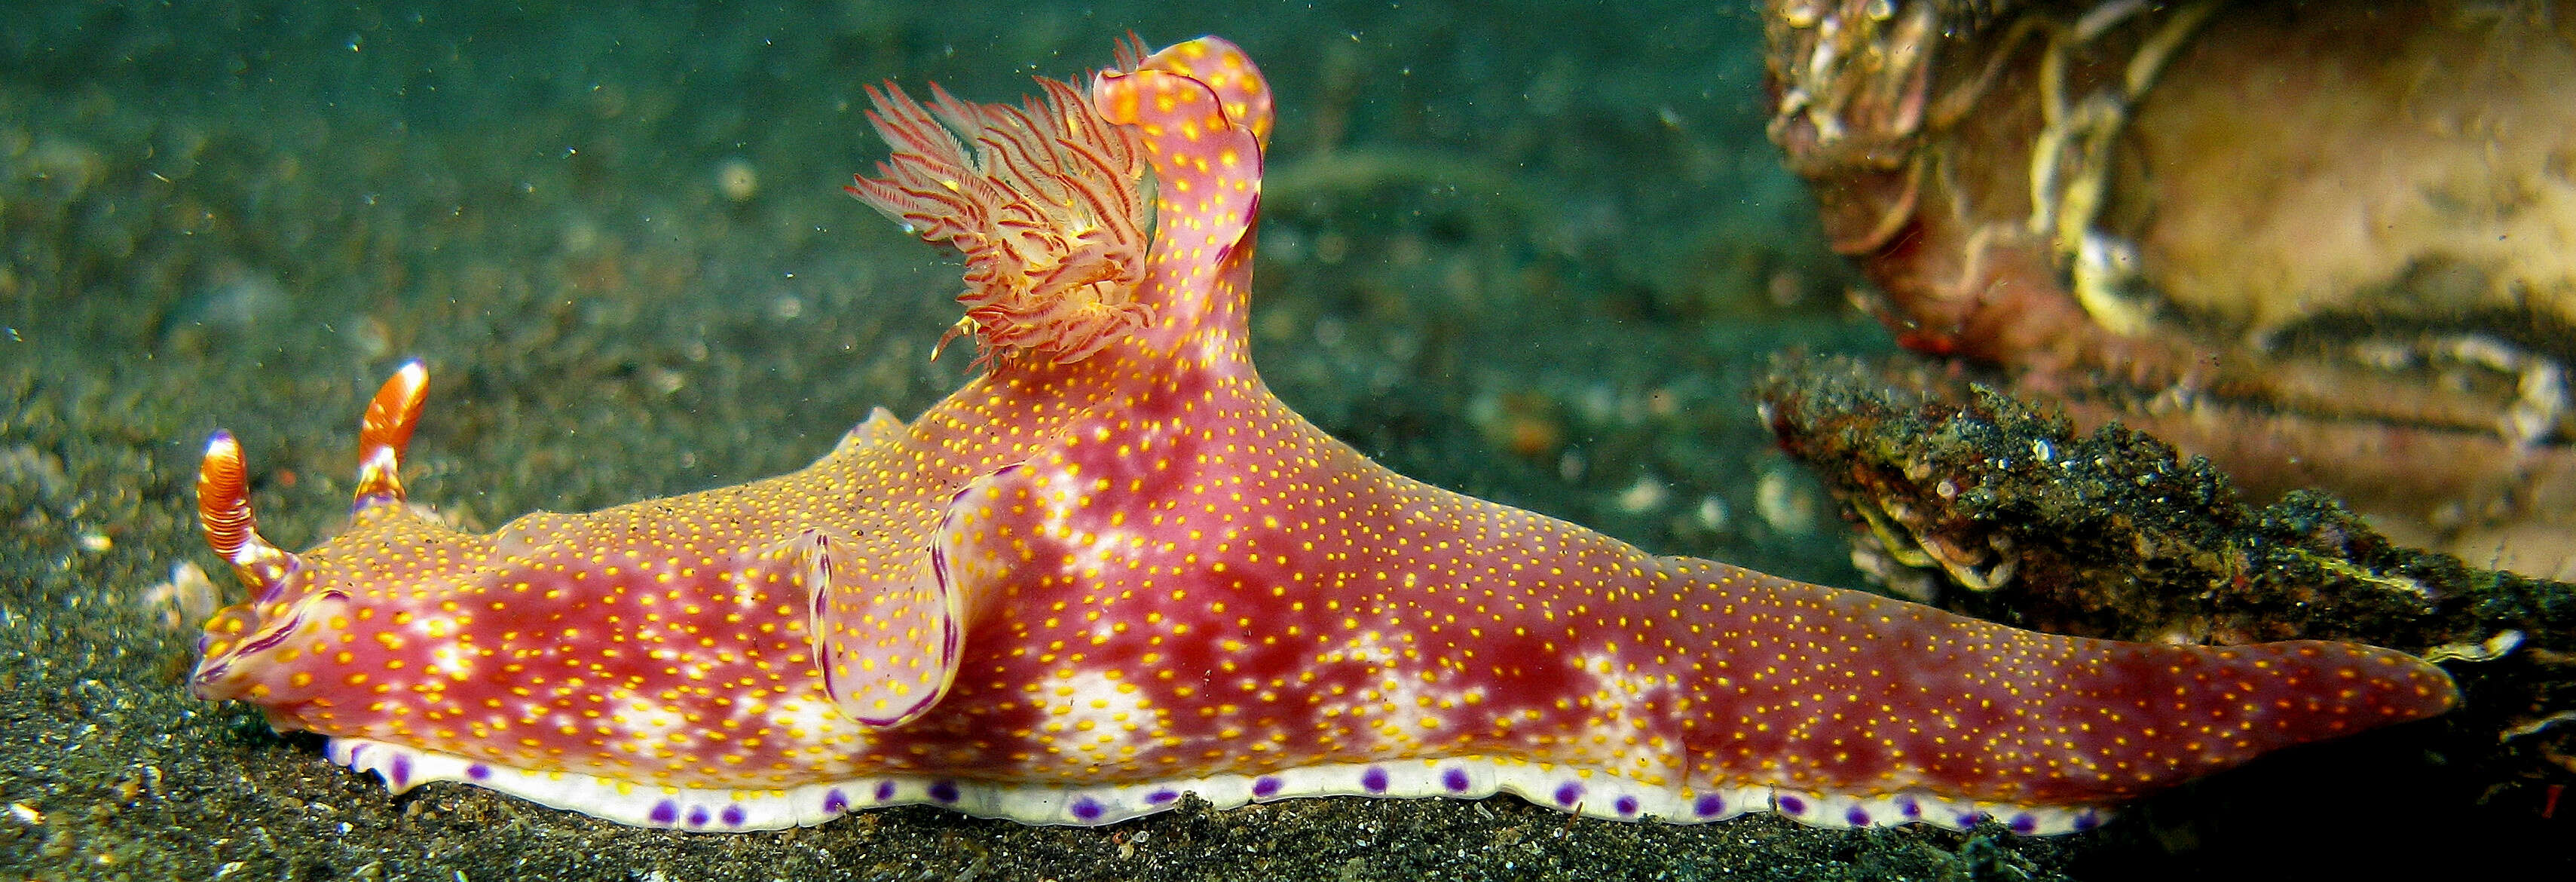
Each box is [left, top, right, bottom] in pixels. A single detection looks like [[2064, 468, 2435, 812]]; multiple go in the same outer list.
[[188, 35, 2458, 835]]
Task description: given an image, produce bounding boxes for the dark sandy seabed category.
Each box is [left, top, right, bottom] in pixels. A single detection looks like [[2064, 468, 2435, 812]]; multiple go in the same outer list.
[[0, 2, 2545, 880]]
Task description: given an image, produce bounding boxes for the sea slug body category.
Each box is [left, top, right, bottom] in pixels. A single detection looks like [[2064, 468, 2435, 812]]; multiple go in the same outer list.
[[187, 35, 2457, 835]]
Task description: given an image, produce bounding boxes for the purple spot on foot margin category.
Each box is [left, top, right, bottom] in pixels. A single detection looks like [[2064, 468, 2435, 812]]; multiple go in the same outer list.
[[1071, 797, 1106, 822], [1776, 795, 1807, 815], [1361, 767, 1389, 793], [1553, 782, 1582, 807], [1956, 811, 1986, 828], [685, 807, 709, 827], [1898, 797, 1920, 819], [1845, 806, 1871, 826], [824, 789, 849, 813], [1147, 789, 1179, 804], [343, 743, 367, 763], [1441, 768, 1470, 792], [2008, 813, 2038, 835], [1253, 776, 1282, 798], [389, 755, 412, 789], [722, 805, 746, 826], [1614, 796, 1639, 816], [929, 780, 960, 803], [1693, 795, 1727, 817], [466, 764, 490, 781], [2074, 810, 2103, 831], [874, 781, 895, 801], [649, 801, 679, 825]]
